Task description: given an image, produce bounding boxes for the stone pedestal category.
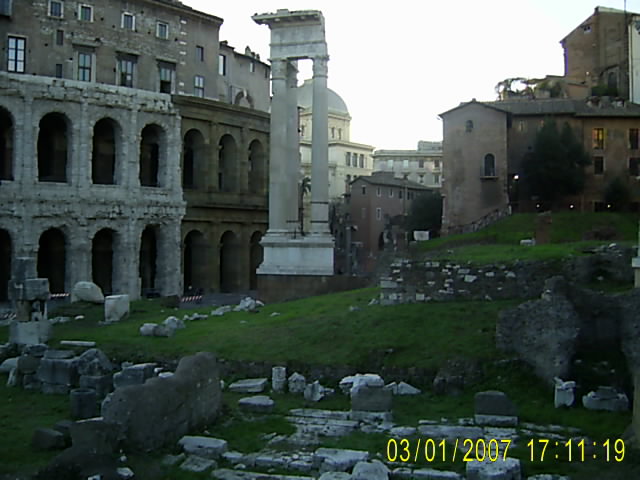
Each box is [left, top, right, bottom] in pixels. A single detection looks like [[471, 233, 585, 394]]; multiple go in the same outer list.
[[9, 320, 52, 345], [257, 235, 334, 276]]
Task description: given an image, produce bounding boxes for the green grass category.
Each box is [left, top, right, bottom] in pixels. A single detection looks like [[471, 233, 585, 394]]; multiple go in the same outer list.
[[0, 293, 520, 372]]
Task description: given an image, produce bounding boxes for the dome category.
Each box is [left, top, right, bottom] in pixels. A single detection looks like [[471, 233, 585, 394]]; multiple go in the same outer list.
[[297, 79, 349, 115]]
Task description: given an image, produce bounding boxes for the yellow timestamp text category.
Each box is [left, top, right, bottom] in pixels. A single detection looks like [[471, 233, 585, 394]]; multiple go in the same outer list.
[[386, 438, 512, 464], [527, 438, 625, 462]]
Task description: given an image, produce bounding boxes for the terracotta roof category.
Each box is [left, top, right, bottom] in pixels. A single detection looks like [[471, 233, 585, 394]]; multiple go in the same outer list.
[[351, 172, 431, 190]]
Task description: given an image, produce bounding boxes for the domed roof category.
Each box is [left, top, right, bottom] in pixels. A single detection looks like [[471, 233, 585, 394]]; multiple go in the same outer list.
[[297, 79, 349, 115]]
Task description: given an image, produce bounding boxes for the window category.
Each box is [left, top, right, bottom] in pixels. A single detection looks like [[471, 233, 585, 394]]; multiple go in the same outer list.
[[418, 159, 424, 168], [403, 159, 409, 169], [592, 128, 605, 150], [122, 12, 135, 30], [249, 61, 255, 73], [196, 45, 204, 62], [418, 174, 424, 184], [387, 159, 393, 170], [49, 0, 63, 18], [593, 156, 604, 174], [465, 120, 474, 132], [376, 187, 381, 197], [78, 4, 92, 22], [630, 158, 640, 176], [361, 185, 366, 195], [158, 62, 174, 93], [376, 207, 382, 220], [118, 56, 135, 87], [156, 21, 169, 39], [218, 54, 226, 76], [389, 188, 394, 198], [194, 75, 204, 98], [331, 127, 335, 139], [300, 125, 305, 137], [583, 24, 592, 34], [630, 129, 639, 150], [55, 29, 64, 46], [434, 173, 440, 184], [7, 36, 25, 73], [517, 121, 526, 132], [483, 153, 496, 177], [0, 0, 12, 16], [434, 159, 440, 169], [338, 128, 342, 139], [398, 189, 403, 199], [345, 152, 351, 167], [359, 154, 364, 168], [55, 63, 63, 78], [77, 51, 92, 81]]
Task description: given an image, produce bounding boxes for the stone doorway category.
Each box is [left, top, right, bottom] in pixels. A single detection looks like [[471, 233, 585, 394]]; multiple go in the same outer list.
[[140, 124, 164, 187], [220, 230, 240, 293], [183, 230, 209, 294], [249, 231, 263, 290], [139, 226, 158, 295], [0, 107, 13, 181], [248, 140, 265, 194], [0, 229, 10, 301], [37, 228, 66, 293], [183, 129, 205, 190], [92, 118, 117, 185], [37, 113, 69, 183], [218, 134, 237, 192], [92, 228, 114, 296]]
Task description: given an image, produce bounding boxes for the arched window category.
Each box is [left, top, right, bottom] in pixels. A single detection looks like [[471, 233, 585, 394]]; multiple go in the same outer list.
[[0, 108, 13, 180], [483, 153, 496, 177], [38, 113, 69, 182], [92, 118, 118, 184], [140, 124, 165, 187]]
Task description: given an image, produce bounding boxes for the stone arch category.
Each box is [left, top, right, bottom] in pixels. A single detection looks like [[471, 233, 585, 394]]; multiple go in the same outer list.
[[0, 107, 14, 181], [139, 226, 158, 295], [183, 229, 209, 294], [0, 229, 10, 301], [92, 118, 119, 185], [38, 112, 70, 182], [183, 129, 205, 189], [219, 230, 240, 293], [218, 134, 238, 192], [139, 124, 165, 187], [249, 230, 263, 291], [483, 153, 496, 177], [92, 228, 115, 296], [248, 139, 265, 194], [37, 228, 66, 293], [234, 91, 255, 109]]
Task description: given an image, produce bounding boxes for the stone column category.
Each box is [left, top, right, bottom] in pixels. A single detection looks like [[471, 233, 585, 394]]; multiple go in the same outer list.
[[266, 58, 289, 235], [286, 60, 300, 234], [310, 56, 330, 235]]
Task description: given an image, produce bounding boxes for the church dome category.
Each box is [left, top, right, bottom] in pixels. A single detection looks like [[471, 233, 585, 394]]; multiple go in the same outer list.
[[297, 79, 349, 116]]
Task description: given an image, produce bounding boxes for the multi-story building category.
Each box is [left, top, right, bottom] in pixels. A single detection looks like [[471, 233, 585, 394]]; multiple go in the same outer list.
[[372, 141, 443, 188], [298, 79, 374, 201], [347, 172, 430, 272], [0, 0, 270, 301], [440, 98, 640, 234]]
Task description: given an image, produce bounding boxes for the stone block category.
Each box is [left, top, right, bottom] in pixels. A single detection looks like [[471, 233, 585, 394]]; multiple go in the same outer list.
[[116, 467, 135, 479], [318, 472, 352, 480], [0, 356, 18, 373], [313, 447, 369, 472], [104, 295, 130, 323], [288, 372, 306, 394], [76, 348, 113, 376], [178, 436, 228, 459], [238, 395, 275, 413], [411, 468, 462, 479], [71, 281, 104, 304], [113, 363, 155, 389], [70, 417, 119, 455], [37, 357, 79, 386], [80, 374, 114, 399], [32, 427, 66, 450], [466, 457, 521, 480], [60, 340, 96, 348], [553, 378, 575, 408], [272, 365, 287, 392], [41, 383, 70, 395], [351, 460, 390, 480], [139, 323, 157, 336], [474, 391, 517, 416], [582, 390, 629, 412], [179, 454, 217, 473], [9, 320, 52, 345], [44, 349, 75, 359], [228, 377, 268, 393], [351, 384, 392, 412], [70, 387, 99, 420], [23, 373, 42, 391], [24, 278, 50, 300], [474, 414, 518, 427]]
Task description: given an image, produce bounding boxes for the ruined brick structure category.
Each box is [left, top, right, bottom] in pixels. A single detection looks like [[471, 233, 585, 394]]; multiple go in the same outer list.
[[0, 0, 270, 300]]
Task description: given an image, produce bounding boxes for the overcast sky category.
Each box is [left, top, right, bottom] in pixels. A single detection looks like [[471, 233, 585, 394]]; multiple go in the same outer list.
[[184, 1, 639, 150]]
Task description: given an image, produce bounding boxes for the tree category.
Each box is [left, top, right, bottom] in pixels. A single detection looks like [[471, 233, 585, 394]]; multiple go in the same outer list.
[[604, 176, 631, 212], [405, 191, 443, 237], [522, 120, 590, 206]]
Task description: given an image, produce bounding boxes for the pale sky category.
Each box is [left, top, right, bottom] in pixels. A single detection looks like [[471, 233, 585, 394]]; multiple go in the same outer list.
[[184, 0, 640, 150]]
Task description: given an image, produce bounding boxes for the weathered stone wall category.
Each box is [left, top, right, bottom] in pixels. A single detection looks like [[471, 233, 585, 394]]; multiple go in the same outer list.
[[101, 352, 221, 452], [379, 245, 634, 304]]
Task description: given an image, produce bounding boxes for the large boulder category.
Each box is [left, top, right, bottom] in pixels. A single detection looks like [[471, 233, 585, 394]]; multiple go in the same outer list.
[[104, 295, 129, 323], [71, 281, 105, 304], [101, 352, 221, 451]]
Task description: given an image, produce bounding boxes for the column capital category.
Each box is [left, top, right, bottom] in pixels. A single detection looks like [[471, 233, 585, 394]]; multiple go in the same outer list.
[[270, 58, 289, 80], [312, 56, 329, 77]]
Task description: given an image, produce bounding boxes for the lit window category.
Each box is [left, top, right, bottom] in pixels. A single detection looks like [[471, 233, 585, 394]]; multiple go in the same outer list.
[[630, 158, 640, 176], [7, 36, 25, 73], [158, 62, 174, 93], [218, 54, 226, 76], [593, 156, 604, 175], [194, 75, 204, 97], [77, 51, 92, 81], [122, 12, 135, 30], [376, 207, 382, 220], [630, 128, 639, 150], [483, 153, 496, 177], [118, 56, 135, 87], [55, 29, 64, 46], [592, 128, 605, 150], [196, 45, 204, 62], [156, 21, 169, 39], [49, 0, 63, 18], [78, 4, 92, 22]]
